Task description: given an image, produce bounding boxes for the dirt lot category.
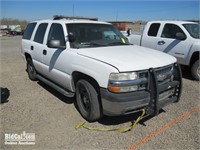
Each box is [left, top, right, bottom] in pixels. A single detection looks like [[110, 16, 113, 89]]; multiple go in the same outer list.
[[0, 36, 199, 150]]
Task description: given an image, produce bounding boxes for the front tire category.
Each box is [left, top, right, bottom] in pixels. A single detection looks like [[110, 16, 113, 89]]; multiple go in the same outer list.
[[27, 58, 37, 81], [191, 60, 200, 81], [76, 79, 102, 122]]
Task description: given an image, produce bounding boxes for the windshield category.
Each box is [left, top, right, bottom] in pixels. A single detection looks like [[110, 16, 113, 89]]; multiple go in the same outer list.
[[183, 23, 200, 39], [66, 23, 129, 48]]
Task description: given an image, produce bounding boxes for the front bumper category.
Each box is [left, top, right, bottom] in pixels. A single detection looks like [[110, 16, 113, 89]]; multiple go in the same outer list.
[[100, 63, 182, 116], [100, 89, 150, 116]]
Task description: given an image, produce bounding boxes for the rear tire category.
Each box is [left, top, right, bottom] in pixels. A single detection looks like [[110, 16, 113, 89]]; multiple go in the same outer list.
[[27, 58, 37, 81], [191, 60, 200, 81], [76, 79, 102, 122]]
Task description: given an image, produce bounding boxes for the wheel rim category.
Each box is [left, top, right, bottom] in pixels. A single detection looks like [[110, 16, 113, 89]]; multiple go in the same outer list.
[[28, 62, 34, 76], [79, 84, 91, 113]]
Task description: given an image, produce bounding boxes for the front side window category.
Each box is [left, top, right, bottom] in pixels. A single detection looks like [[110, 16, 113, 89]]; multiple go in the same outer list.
[[47, 23, 65, 46], [66, 23, 129, 49], [34, 23, 48, 44], [161, 24, 185, 39], [23, 22, 37, 40]]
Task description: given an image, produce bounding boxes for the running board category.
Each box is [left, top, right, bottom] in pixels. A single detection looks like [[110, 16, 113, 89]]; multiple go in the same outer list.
[[36, 74, 74, 97]]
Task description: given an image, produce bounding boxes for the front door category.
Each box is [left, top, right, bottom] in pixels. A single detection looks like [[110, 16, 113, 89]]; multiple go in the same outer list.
[[42, 23, 70, 89], [155, 23, 191, 64]]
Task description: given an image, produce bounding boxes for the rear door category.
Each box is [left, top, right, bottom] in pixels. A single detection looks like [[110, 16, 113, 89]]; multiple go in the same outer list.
[[141, 23, 161, 49], [31, 23, 48, 74]]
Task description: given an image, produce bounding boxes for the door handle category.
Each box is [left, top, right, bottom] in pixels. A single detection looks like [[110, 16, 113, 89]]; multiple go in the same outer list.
[[31, 46, 34, 50], [158, 41, 165, 45], [43, 50, 47, 55]]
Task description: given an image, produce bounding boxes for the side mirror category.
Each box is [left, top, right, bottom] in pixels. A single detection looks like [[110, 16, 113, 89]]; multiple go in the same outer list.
[[127, 29, 132, 36], [68, 32, 76, 43], [175, 32, 186, 40], [47, 40, 66, 49]]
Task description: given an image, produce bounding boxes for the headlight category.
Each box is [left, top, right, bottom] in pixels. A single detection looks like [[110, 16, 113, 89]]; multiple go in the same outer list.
[[109, 72, 138, 81], [108, 72, 139, 93]]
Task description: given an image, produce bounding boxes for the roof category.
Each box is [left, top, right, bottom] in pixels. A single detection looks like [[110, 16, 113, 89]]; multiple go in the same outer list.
[[147, 20, 198, 25], [53, 15, 98, 21], [29, 15, 111, 25]]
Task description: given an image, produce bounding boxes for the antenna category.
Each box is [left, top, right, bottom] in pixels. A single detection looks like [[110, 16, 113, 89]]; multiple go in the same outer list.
[[73, 4, 75, 17]]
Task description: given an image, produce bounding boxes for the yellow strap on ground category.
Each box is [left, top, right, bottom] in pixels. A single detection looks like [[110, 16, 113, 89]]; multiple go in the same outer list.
[[75, 109, 146, 133]]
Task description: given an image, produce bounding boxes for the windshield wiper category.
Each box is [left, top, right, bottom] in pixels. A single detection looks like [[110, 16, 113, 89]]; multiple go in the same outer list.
[[108, 42, 131, 46], [79, 43, 106, 48]]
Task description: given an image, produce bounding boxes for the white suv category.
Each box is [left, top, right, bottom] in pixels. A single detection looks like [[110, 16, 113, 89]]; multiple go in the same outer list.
[[21, 16, 182, 122]]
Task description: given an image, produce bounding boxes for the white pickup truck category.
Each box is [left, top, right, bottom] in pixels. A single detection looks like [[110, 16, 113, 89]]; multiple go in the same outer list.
[[21, 16, 182, 122], [126, 21, 200, 80]]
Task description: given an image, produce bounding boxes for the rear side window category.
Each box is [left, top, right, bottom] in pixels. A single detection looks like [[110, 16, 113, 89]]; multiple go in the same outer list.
[[148, 23, 160, 37], [23, 23, 37, 40], [34, 23, 48, 44]]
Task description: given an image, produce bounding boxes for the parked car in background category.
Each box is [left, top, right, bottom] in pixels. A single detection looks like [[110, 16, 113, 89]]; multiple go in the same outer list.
[[126, 21, 200, 80]]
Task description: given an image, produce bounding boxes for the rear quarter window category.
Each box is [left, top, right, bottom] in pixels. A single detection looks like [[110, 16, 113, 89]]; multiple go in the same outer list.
[[23, 23, 37, 40], [148, 23, 160, 37]]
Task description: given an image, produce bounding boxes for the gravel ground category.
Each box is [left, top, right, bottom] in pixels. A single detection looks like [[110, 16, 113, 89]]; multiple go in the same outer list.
[[0, 36, 199, 150]]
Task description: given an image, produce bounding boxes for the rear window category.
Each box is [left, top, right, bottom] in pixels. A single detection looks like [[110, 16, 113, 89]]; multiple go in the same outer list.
[[34, 23, 48, 44], [23, 23, 37, 40], [148, 23, 160, 37]]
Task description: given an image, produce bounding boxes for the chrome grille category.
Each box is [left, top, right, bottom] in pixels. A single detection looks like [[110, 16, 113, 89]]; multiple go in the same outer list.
[[155, 65, 174, 84]]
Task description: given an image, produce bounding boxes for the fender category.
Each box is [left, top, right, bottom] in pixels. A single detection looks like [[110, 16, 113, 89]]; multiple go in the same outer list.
[[186, 41, 200, 65], [68, 54, 119, 92]]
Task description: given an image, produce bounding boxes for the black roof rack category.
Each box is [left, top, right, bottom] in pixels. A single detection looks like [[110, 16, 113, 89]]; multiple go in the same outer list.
[[53, 15, 98, 21]]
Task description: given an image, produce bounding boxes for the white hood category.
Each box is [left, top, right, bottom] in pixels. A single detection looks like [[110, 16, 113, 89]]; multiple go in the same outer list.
[[77, 45, 176, 72]]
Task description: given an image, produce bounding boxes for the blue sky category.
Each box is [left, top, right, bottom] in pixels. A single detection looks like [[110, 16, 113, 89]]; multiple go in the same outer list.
[[1, 0, 199, 22]]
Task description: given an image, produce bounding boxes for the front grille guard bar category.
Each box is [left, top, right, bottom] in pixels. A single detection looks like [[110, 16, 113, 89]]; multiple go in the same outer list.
[[145, 63, 182, 116]]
